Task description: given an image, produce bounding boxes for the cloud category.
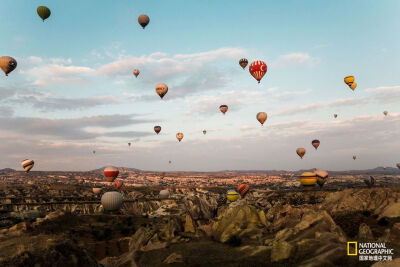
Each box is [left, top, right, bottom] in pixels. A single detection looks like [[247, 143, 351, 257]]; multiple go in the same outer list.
[[272, 53, 320, 68], [365, 85, 400, 103]]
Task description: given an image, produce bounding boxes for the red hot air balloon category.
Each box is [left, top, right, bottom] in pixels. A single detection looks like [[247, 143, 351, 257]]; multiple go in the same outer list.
[[237, 184, 249, 198], [154, 126, 161, 135], [311, 140, 320, 150], [249, 61, 267, 83], [104, 166, 119, 182], [114, 179, 123, 189]]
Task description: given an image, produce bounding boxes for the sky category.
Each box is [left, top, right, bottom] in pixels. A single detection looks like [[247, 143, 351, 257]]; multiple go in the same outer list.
[[0, 0, 399, 171]]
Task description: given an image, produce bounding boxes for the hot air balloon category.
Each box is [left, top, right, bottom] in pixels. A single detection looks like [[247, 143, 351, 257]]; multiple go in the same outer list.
[[155, 83, 168, 99], [353, 155, 357, 160], [311, 140, 320, 150], [315, 169, 328, 188], [334, 114, 338, 119], [21, 159, 34, 172], [101, 191, 123, 211], [160, 172, 165, 179], [133, 69, 140, 77], [138, 14, 150, 29], [296, 148, 306, 159], [203, 130, 207, 135], [226, 189, 239, 202], [383, 111, 388, 116], [176, 132, 184, 142], [256, 112, 267, 126], [299, 172, 317, 190], [0, 56, 17, 76], [169, 160, 172, 164], [92, 186, 102, 195], [154, 126, 161, 135], [37, 6, 51, 22], [239, 58, 248, 69], [93, 150, 96, 154], [364, 176, 375, 188], [249, 61, 267, 83], [237, 184, 249, 198], [128, 142, 131, 147], [344, 76, 355, 86], [397, 163, 400, 169], [349, 82, 357, 91], [219, 105, 228, 115], [104, 166, 119, 182], [114, 179, 123, 189], [159, 189, 170, 199]]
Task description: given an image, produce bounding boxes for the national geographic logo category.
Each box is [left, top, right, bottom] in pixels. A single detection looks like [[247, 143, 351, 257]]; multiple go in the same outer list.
[[347, 242, 394, 262]]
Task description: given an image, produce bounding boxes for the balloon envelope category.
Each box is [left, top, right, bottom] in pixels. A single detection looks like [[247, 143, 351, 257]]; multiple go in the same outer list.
[[383, 111, 388, 116], [176, 132, 184, 142], [133, 69, 140, 77], [344, 76, 355, 86], [256, 112, 267, 126], [155, 83, 168, 99], [226, 189, 239, 202], [114, 180, 123, 189], [37, 6, 51, 21], [0, 56, 17, 76], [159, 189, 170, 199], [92, 187, 102, 194], [334, 114, 338, 118], [104, 166, 119, 182], [296, 148, 306, 159], [138, 14, 150, 29], [237, 184, 249, 198], [101, 191, 123, 211], [249, 61, 267, 83], [300, 172, 317, 190], [311, 140, 320, 150], [239, 58, 248, 69], [203, 130, 207, 135], [349, 82, 357, 91], [353, 156, 357, 160], [154, 126, 161, 134], [21, 159, 34, 172], [219, 105, 228, 115]]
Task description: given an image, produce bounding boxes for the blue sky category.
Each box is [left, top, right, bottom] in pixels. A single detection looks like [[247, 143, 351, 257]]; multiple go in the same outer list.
[[0, 0, 399, 171]]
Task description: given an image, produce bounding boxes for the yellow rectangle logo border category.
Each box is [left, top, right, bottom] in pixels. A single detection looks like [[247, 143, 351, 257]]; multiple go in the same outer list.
[[347, 241, 358, 256]]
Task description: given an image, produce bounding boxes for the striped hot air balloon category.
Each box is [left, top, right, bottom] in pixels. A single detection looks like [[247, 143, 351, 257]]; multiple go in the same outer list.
[[226, 189, 239, 202], [101, 191, 123, 211], [299, 172, 317, 191], [21, 159, 34, 172], [239, 58, 248, 69], [249, 61, 267, 83], [114, 179, 123, 189], [104, 166, 119, 182], [237, 184, 249, 198]]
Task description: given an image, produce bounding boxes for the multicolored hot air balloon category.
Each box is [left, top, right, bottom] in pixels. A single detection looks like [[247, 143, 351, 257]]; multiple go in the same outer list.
[[176, 132, 184, 142], [334, 114, 338, 119], [0, 56, 17, 76], [155, 83, 168, 99], [249, 61, 267, 83], [138, 14, 150, 29], [219, 105, 228, 115], [237, 184, 249, 198], [226, 189, 239, 202], [154, 126, 161, 135], [92, 186, 102, 195], [159, 189, 170, 199], [37, 6, 51, 22], [256, 112, 267, 126], [311, 140, 320, 150], [133, 69, 140, 77], [353, 155, 357, 160], [114, 180, 123, 189], [101, 191, 123, 211], [239, 58, 248, 69], [104, 166, 119, 182], [203, 130, 207, 135], [383, 111, 388, 116], [296, 148, 306, 159], [314, 169, 328, 188], [300, 172, 317, 190], [21, 159, 34, 172]]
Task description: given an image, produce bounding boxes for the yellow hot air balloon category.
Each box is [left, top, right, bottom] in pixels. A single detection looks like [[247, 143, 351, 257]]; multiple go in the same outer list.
[[21, 159, 34, 172], [155, 83, 168, 99], [138, 14, 150, 29], [344, 76, 355, 86], [349, 82, 357, 91], [37, 6, 51, 22], [296, 148, 306, 159], [383, 111, 388, 116], [300, 172, 317, 190], [226, 189, 239, 202], [256, 112, 267, 126], [0, 56, 17, 76], [176, 132, 184, 142]]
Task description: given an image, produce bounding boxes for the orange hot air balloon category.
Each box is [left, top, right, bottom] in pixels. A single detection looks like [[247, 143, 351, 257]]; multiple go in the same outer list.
[[219, 105, 228, 115], [349, 82, 357, 91], [383, 111, 388, 116], [249, 61, 267, 83], [311, 139, 320, 150], [296, 148, 306, 159], [21, 159, 34, 172], [256, 112, 267, 126], [0, 56, 17, 76], [155, 83, 168, 99], [237, 184, 249, 198], [344, 76, 355, 86], [203, 130, 207, 135], [138, 14, 150, 29], [154, 126, 161, 134], [176, 132, 184, 142], [92, 186, 102, 195], [104, 166, 119, 182], [133, 69, 140, 77], [114, 179, 123, 189]]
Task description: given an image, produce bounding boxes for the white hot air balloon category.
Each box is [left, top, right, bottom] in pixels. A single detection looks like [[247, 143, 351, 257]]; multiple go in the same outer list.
[[101, 191, 123, 211]]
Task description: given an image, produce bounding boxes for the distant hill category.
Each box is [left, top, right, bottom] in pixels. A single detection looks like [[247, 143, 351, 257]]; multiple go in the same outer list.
[[0, 168, 16, 174], [223, 167, 400, 175], [90, 166, 142, 172]]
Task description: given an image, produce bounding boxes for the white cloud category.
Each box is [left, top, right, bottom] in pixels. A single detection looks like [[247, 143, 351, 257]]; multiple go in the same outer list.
[[273, 52, 320, 68]]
